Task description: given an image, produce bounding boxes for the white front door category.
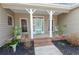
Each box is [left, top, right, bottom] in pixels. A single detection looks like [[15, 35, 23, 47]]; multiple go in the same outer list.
[[33, 16, 44, 35]]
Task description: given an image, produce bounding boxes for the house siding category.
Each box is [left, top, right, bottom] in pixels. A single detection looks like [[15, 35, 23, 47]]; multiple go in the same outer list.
[[58, 7, 79, 35], [0, 5, 14, 47]]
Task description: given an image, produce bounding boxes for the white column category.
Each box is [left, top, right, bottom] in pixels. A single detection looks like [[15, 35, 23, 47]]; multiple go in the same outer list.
[[47, 10, 55, 37], [49, 11, 53, 37], [30, 9, 33, 39], [25, 9, 36, 39]]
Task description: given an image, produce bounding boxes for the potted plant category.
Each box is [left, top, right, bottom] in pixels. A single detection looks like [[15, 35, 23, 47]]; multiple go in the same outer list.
[[9, 25, 21, 52], [9, 39, 19, 52]]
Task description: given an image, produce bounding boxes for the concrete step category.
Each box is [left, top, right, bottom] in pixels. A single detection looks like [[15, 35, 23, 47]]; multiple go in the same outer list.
[[34, 38, 53, 47]]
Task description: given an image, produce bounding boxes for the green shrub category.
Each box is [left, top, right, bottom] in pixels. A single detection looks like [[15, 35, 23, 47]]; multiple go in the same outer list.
[[54, 25, 66, 35]]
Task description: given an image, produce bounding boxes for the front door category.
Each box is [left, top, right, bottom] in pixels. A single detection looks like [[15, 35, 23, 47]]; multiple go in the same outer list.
[[21, 19, 27, 33], [33, 17, 44, 35]]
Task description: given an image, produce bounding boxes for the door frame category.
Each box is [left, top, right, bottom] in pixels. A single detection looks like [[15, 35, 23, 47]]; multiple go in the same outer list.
[[19, 18, 28, 34], [33, 16, 45, 34]]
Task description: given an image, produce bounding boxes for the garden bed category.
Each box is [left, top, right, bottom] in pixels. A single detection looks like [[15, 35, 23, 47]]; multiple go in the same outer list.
[[0, 41, 35, 55], [54, 40, 79, 55]]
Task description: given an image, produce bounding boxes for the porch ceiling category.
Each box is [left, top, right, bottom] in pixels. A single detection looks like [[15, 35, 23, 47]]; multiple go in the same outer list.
[[1, 3, 74, 15], [9, 9, 66, 15]]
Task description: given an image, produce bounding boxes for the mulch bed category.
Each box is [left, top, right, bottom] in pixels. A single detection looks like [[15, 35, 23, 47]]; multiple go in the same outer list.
[[53, 40, 79, 55], [0, 41, 35, 55]]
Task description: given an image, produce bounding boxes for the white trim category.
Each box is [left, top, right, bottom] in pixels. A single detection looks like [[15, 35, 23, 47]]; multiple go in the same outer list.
[[47, 10, 55, 15], [2, 3, 79, 10], [24, 3, 79, 10], [19, 18, 28, 34], [25, 8, 36, 14], [7, 14, 14, 27]]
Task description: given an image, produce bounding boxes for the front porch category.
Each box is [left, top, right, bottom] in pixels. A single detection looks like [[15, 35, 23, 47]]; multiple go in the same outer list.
[[14, 9, 57, 42], [1, 3, 68, 41]]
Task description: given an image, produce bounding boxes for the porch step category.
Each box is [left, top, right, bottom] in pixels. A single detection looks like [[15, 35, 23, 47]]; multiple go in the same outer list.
[[34, 38, 53, 47]]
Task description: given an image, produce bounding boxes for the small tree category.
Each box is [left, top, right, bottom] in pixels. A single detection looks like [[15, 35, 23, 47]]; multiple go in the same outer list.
[[53, 25, 67, 40], [54, 25, 66, 35]]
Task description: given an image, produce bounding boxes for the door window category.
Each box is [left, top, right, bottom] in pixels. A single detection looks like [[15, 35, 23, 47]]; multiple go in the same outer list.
[[21, 19, 27, 32], [33, 17, 44, 34]]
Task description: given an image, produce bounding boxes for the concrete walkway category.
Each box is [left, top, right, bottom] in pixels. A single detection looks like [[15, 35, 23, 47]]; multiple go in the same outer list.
[[35, 44, 63, 55]]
